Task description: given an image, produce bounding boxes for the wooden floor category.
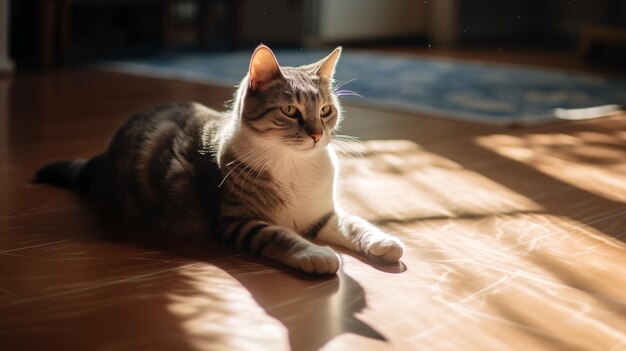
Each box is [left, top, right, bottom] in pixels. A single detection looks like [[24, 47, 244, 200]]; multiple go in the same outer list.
[[1, 63, 626, 351]]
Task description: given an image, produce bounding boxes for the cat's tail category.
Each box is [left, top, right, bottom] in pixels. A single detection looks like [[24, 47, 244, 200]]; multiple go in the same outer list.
[[34, 155, 104, 195], [34, 159, 87, 192]]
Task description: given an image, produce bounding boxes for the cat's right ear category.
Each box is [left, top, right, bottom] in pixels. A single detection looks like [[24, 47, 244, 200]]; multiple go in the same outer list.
[[249, 44, 282, 92]]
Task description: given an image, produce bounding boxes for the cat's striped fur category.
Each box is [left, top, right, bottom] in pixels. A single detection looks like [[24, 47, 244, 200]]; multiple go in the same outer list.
[[35, 45, 404, 274]]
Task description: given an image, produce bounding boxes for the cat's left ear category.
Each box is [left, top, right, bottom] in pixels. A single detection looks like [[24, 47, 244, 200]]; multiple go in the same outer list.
[[315, 46, 342, 80], [249, 44, 283, 92]]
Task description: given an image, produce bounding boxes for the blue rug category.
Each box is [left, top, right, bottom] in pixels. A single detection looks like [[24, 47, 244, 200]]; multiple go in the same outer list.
[[99, 50, 626, 125]]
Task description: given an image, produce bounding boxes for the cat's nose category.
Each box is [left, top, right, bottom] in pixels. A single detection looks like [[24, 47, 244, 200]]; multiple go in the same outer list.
[[310, 132, 322, 143]]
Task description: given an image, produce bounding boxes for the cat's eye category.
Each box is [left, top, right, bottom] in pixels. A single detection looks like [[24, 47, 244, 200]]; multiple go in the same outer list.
[[280, 105, 298, 117], [320, 105, 333, 117]]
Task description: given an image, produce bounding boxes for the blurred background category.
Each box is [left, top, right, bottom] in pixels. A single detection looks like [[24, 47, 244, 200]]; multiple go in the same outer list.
[[4, 0, 626, 71], [3, 3, 626, 351]]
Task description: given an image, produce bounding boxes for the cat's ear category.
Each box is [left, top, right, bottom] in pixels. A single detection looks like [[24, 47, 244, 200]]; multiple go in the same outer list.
[[249, 44, 282, 91], [315, 46, 342, 80]]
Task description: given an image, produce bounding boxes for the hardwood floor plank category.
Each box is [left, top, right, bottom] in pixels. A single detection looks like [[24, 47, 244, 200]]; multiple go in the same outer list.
[[1, 69, 625, 351]]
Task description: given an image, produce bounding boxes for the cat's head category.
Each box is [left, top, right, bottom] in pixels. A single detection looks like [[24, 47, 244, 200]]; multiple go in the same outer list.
[[238, 45, 343, 154]]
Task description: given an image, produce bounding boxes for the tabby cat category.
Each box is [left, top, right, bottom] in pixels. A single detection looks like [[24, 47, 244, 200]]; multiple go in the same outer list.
[[35, 45, 404, 274]]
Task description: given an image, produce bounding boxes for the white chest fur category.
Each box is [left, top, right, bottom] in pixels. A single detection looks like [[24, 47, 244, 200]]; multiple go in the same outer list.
[[269, 150, 337, 233]]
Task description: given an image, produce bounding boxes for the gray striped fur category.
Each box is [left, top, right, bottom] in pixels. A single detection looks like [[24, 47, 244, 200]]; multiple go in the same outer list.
[[35, 45, 405, 274]]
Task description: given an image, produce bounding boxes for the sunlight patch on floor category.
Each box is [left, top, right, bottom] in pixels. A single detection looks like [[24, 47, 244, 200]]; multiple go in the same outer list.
[[334, 139, 543, 223], [333, 139, 626, 351], [476, 131, 626, 203], [347, 213, 626, 351], [169, 264, 289, 351]]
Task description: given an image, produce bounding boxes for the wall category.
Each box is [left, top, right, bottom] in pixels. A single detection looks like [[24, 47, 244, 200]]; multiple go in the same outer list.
[[238, 0, 306, 45], [315, 0, 424, 42], [454, 0, 625, 47], [0, 0, 12, 74]]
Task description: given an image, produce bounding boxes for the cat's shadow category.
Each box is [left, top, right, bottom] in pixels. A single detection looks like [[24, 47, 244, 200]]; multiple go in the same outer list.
[[227, 260, 388, 351], [98, 216, 390, 351]]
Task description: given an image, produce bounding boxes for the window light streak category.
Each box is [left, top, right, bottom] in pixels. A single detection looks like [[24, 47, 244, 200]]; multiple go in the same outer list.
[[167, 264, 289, 351], [336, 140, 543, 224], [432, 297, 550, 336], [336, 139, 626, 350], [466, 261, 626, 308], [477, 131, 626, 204], [430, 277, 626, 350], [515, 287, 626, 348]]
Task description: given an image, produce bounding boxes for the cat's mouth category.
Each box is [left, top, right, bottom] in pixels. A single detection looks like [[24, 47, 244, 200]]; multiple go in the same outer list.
[[305, 139, 328, 151], [281, 135, 328, 152], [286, 139, 323, 153]]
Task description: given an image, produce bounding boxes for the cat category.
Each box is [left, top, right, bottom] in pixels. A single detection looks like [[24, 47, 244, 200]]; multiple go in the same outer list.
[[35, 45, 404, 274]]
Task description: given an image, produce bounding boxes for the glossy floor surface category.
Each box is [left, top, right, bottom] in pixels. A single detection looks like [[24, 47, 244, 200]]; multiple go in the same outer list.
[[1, 67, 626, 351]]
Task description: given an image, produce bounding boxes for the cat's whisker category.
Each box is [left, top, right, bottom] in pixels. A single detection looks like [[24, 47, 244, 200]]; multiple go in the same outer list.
[[251, 146, 286, 190], [332, 78, 357, 92], [331, 138, 365, 158], [232, 142, 282, 192], [332, 136, 361, 145], [332, 143, 363, 165], [334, 90, 362, 98], [331, 137, 376, 180], [233, 150, 266, 184], [225, 138, 281, 167], [332, 133, 359, 140], [219, 157, 247, 187], [220, 152, 257, 186], [220, 143, 276, 187], [237, 147, 276, 192], [333, 134, 381, 159], [331, 141, 365, 179], [253, 161, 271, 190], [218, 164, 243, 187], [332, 79, 362, 99]]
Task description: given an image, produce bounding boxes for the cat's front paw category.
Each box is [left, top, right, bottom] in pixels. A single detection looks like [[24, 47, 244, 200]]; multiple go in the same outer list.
[[365, 236, 404, 262], [288, 246, 340, 274]]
